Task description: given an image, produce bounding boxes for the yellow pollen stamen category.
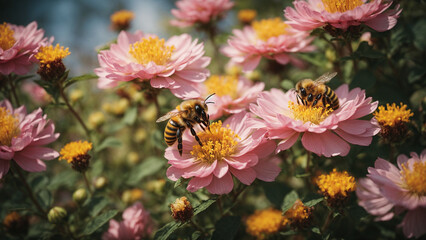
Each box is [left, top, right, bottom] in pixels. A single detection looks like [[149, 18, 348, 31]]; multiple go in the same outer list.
[[0, 107, 20, 146], [0, 22, 15, 50], [288, 101, 333, 125], [110, 10, 134, 26], [238, 9, 257, 23], [171, 196, 191, 212], [252, 18, 288, 41], [35, 43, 70, 64], [322, 0, 364, 13], [204, 75, 238, 98], [190, 121, 239, 165], [59, 141, 92, 163], [129, 37, 175, 66], [315, 169, 356, 198], [374, 103, 413, 127], [246, 208, 285, 240], [401, 162, 426, 196]]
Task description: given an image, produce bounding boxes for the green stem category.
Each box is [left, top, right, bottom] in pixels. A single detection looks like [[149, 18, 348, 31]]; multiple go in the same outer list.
[[321, 209, 333, 234], [8, 75, 21, 106], [306, 150, 312, 174], [82, 171, 93, 195], [60, 87, 91, 140], [12, 164, 46, 216], [346, 38, 358, 73]]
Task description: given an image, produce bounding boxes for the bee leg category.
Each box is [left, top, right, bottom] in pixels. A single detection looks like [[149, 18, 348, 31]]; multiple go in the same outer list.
[[312, 94, 322, 107], [176, 127, 183, 156], [185, 120, 203, 146], [194, 116, 206, 131], [296, 94, 302, 105]]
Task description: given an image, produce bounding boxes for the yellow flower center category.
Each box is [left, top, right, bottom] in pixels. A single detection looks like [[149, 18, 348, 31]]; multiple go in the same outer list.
[[35, 44, 70, 64], [288, 101, 333, 125], [59, 140, 92, 163], [129, 37, 175, 66], [284, 200, 312, 222], [374, 103, 413, 127], [190, 121, 239, 165], [204, 75, 238, 98], [401, 162, 426, 196], [171, 196, 191, 212], [252, 18, 288, 41], [238, 9, 257, 23], [322, 0, 364, 13], [110, 10, 134, 26], [315, 169, 356, 198], [0, 107, 20, 147], [0, 22, 15, 50], [246, 208, 285, 239]]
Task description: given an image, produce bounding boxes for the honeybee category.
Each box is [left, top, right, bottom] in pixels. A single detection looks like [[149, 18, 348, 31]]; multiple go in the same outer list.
[[156, 94, 215, 156], [295, 72, 339, 110]]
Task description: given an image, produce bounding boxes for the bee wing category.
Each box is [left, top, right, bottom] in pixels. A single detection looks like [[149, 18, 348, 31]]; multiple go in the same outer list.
[[314, 72, 337, 84], [156, 110, 185, 123]]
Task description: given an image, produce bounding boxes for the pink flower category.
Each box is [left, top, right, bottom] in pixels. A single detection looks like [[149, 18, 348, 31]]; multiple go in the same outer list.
[[103, 202, 154, 240], [0, 99, 59, 178], [0, 21, 51, 75], [221, 18, 314, 72], [284, 0, 401, 32], [170, 0, 234, 27], [357, 150, 426, 238], [95, 31, 210, 99], [166, 112, 281, 195], [21, 81, 51, 105], [249, 84, 380, 157], [199, 74, 264, 120]]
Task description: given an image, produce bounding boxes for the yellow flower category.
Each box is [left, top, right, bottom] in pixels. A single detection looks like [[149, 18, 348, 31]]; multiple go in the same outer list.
[[110, 10, 134, 31], [171, 196, 193, 222], [284, 200, 313, 229], [238, 9, 257, 24], [315, 169, 356, 207], [246, 208, 286, 240], [59, 141, 92, 172], [374, 103, 413, 143]]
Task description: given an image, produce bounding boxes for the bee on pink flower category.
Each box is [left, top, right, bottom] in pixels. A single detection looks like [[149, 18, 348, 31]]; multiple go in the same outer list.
[[0, 21, 52, 75], [170, 0, 234, 28], [357, 150, 426, 239], [221, 18, 315, 72], [249, 83, 380, 157], [95, 30, 210, 99], [0, 99, 59, 178], [284, 0, 401, 32], [165, 112, 281, 195]]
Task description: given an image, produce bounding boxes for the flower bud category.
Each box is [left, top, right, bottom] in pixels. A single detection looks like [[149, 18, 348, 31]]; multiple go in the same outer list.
[[95, 176, 108, 189], [88, 111, 105, 129], [48, 207, 67, 224], [73, 188, 88, 205], [122, 188, 144, 205], [171, 196, 193, 222], [70, 89, 83, 102]]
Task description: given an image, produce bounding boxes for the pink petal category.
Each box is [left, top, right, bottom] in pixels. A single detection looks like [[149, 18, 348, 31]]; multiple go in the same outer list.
[[19, 146, 59, 160], [301, 131, 350, 157], [187, 175, 213, 192], [229, 167, 256, 185], [401, 207, 426, 238], [242, 55, 261, 72], [253, 157, 281, 182], [276, 133, 299, 153], [205, 172, 234, 194], [14, 154, 46, 172], [213, 160, 229, 178]]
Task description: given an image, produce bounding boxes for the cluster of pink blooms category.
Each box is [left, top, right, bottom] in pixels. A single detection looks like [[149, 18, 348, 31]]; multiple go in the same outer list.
[[357, 150, 426, 238], [103, 202, 154, 240], [170, 0, 234, 27], [0, 99, 59, 178], [0, 21, 52, 75]]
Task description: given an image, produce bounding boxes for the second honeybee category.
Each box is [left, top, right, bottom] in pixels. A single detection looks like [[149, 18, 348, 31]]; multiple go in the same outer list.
[[295, 72, 339, 110]]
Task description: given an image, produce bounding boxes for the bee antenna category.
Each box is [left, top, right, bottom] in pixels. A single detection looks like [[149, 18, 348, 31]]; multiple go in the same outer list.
[[205, 101, 215, 105], [205, 93, 215, 103]]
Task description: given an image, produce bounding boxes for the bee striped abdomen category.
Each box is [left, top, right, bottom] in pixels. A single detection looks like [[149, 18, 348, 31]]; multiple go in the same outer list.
[[164, 119, 180, 146], [325, 86, 339, 110]]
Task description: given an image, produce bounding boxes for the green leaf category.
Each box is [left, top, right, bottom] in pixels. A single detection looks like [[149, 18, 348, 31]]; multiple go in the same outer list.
[[64, 73, 97, 89], [413, 19, 426, 50], [211, 216, 241, 240], [261, 181, 290, 208], [174, 178, 183, 188], [280, 230, 297, 236], [311, 227, 321, 235], [350, 70, 376, 89], [30, 175, 49, 193], [194, 199, 216, 216], [122, 107, 138, 125], [80, 210, 118, 236], [96, 137, 122, 152], [154, 221, 182, 240], [85, 196, 110, 217], [48, 170, 79, 190], [37, 190, 52, 210], [281, 191, 299, 213], [281, 80, 294, 90], [354, 42, 384, 59], [127, 157, 165, 185], [304, 197, 324, 207]]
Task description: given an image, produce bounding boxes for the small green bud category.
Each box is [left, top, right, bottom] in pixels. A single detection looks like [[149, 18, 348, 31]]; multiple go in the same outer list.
[[95, 176, 108, 189], [72, 188, 88, 205], [47, 207, 67, 224]]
